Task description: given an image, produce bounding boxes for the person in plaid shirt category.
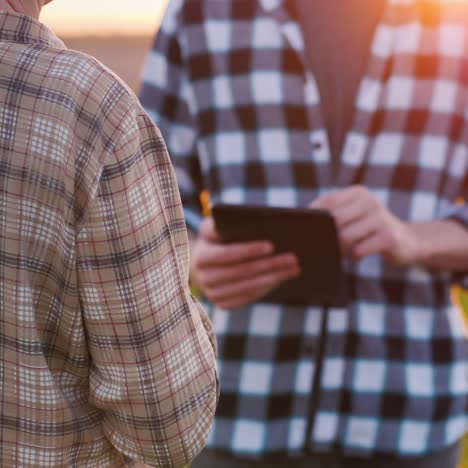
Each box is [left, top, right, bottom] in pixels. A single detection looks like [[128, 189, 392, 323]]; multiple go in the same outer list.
[[140, 0, 468, 466], [0, 0, 219, 466]]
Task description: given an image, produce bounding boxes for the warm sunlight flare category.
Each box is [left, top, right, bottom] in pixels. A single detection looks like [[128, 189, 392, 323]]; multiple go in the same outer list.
[[41, 0, 170, 36]]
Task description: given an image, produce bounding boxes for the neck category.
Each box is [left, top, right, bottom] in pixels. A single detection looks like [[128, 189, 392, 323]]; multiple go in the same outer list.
[[0, 0, 42, 19]]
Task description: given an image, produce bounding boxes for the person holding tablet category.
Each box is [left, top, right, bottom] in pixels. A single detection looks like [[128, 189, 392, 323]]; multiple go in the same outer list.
[[140, 1, 468, 467]]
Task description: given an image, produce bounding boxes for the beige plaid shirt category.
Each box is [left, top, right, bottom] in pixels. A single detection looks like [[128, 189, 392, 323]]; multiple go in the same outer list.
[[0, 11, 217, 467]]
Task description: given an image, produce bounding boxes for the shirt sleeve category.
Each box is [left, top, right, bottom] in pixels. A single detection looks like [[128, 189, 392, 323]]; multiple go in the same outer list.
[[140, 2, 203, 232], [76, 107, 218, 467]]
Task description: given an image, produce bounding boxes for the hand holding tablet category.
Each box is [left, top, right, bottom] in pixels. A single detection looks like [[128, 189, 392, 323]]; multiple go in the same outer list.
[[212, 204, 349, 307]]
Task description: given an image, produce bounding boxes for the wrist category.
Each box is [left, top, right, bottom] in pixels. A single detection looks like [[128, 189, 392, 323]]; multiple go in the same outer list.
[[403, 222, 429, 266], [397, 221, 426, 267]]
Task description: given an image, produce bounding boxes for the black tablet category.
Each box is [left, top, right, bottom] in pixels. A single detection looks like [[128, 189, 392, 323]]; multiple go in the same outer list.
[[212, 204, 349, 307]]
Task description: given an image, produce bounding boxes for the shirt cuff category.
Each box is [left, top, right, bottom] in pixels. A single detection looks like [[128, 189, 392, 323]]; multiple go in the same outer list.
[[438, 201, 468, 228], [438, 202, 468, 288], [184, 207, 203, 232]]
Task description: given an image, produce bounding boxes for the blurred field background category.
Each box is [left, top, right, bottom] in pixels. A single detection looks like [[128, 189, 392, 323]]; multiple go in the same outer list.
[[42, 1, 468, 466], [454, 288, 468, 467], [54, 35, 151, 92], [41, 0, 169, 93]]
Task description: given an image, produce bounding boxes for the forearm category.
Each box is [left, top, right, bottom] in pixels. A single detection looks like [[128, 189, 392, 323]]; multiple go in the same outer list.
[[409, 219, 468, 272]]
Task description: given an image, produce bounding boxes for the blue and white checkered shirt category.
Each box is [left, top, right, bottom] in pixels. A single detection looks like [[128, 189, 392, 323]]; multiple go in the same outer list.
[[141, 0, 468, 459]]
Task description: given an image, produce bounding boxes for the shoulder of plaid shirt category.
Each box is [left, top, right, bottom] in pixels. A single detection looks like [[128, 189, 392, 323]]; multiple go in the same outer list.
[[0, 9, 218, 468], [140, 0, 468, 461]]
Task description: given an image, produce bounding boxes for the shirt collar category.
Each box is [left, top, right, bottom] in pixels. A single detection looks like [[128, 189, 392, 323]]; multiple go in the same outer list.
[[0, 11, 65, 49]]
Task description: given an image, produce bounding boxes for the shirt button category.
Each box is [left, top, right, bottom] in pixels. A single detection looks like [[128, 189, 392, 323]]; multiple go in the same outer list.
[[309, 131, 329, 162]]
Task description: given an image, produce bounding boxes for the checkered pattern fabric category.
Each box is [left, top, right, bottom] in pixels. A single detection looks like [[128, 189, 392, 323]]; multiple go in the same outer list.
[[0, 11, 218, 467], [140, 0, 468, 460]]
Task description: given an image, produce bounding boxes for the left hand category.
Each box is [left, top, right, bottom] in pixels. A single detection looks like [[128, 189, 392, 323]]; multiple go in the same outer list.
[[310, 185, 421, 266]]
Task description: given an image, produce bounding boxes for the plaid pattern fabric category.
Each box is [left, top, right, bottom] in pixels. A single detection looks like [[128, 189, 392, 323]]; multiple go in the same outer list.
[[0, 11, 218, 468], [140, 0, 468, 459]]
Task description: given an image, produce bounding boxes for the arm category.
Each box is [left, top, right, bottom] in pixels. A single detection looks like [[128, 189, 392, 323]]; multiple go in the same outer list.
[[407, 219, 468, 271], [140, 7, 300, 308], [311, 185, 468, 272], [76, 110, 218, 467], [139, 2, 203, 232]]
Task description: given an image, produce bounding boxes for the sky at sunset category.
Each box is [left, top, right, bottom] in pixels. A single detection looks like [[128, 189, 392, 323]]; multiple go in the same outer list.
[[41, 0, 170, 36]]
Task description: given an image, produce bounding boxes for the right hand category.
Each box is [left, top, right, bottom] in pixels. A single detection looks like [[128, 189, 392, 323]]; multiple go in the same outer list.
[[190, 217, 301, 309]]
